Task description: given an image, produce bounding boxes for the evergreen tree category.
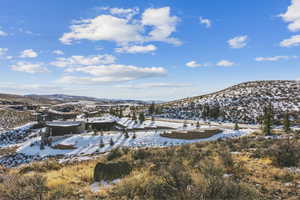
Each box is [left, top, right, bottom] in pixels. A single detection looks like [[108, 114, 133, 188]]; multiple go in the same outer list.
[[109, 108, 115, 116], [93, 129, 97, 136], [124, 130, 129, 139], [196, 121, 200, 128], [234, 122, 239, 131], [283, 112, 291, 133], [99, 138, 104, 148], [183, 120, 187, 128], [262, 104, 273, 135], [132, 112, 137, 121], [109, 138, 114, 146], [119, 109, 123, 118], [202, 104, 210, 120], [151, 116, 155, 122], [40, 142, 45, 150], [149, 102, 155, 115], [155, 106, 161, 114], [139, 112, 145, 123]]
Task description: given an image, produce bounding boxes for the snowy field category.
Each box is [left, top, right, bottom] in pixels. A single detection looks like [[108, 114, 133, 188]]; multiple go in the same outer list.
[[17, 119, 254, 158], [0, 118, 256, 167]]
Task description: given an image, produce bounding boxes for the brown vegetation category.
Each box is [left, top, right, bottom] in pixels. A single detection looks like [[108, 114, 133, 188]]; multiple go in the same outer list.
[[0, 131, 300, 199], [0, 109, 32, 129], [160, 128, 222, 140]]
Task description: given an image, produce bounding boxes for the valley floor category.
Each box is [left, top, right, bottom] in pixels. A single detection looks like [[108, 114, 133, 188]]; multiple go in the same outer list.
[[1, 118, 254, 167], [0, 117, 299, 199]]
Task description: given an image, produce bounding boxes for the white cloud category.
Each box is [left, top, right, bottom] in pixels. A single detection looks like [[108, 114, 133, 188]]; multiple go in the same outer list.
[[18, 28, 40, 36], [0, 48, 12, 60], [58, 64, 167, 84], [199, 17, 211, 28], [52, 50, 64, 55], [20, 49, 38, 58], [95, 46, 104, 51], [0, 82, 84, 95], [185, 61, 209, 68], [227, 35, 248, 48], [11, 62, 49, 74], [279, 0, 300, 32], [255, 55, 298, 62], [0, 30, 8, 37], [115, 44, 157, 54], [60, 7, 181, 46], [109, 7, 139, 19], [216, 60, 235, 67], [60, 15, 144, 45], [65, 64, 166, 78], [51, 54, 116, 68], [0, 83, 59, 93], [115, 82, 192, 89], [280, 34, 300, 47], [57, 76, 129, 84], [142, 7, 181, 45], [0, 48, 8, 56]]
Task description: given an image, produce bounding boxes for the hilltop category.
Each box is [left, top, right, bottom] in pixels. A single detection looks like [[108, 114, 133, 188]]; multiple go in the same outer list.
[[160, 80, 300, 124], [26, 94, 150, 105], [0, 93, 63, 105]]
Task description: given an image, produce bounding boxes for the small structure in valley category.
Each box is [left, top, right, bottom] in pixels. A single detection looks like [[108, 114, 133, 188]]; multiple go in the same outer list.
[[45, 121, 84, 136], [85, 118, 124, 131]]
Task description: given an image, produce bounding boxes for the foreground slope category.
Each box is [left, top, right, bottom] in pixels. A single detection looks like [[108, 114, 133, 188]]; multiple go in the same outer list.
[[162, 80, 300, 124]]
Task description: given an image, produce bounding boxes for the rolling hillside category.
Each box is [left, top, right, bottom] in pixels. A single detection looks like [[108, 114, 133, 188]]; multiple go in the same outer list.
[[0, 93, 63, 105], [160, 80, 300, 124], [26, 94, 149, 105]]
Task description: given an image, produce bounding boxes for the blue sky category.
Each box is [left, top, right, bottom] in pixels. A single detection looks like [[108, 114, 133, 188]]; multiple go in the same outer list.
[[0, 0, 299, 100]]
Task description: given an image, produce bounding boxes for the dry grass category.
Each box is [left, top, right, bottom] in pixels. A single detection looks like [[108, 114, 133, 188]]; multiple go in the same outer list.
[[0, 109, 32, 129], [52, 144, 77, 150], [232, 153, 300, 199], [0, 146, 17, 157], [1, 131, 299, 199], [160, 128, 222, 139]]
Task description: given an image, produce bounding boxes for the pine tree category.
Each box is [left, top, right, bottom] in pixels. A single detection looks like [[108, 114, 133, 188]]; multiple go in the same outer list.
[[196, 121, 200, 128], [202, 104, 210, 120], [99, 138, 104, 148], [93, 129, 97, 136], [124, 130, 129, 138], [109, 138, 114, 146], [234, 122, 239, 130], [183, 120, 187, 128], [283, 112, 291, 133], [139, 112, 145, 123], [109, 108, 115, 116], [155, 106, 161, 114], [151, 116, 155, 122], [132, 112, 137, 121], [119, 109, 123, 118], [262, 104, 273, 135], [40, 142, 45, 150], [149, 102, 155, 115]]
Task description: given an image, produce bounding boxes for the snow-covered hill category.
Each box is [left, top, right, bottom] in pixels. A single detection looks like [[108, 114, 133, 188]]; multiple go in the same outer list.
[[26, 94, 149, 105], [160, 80, 300, 124]]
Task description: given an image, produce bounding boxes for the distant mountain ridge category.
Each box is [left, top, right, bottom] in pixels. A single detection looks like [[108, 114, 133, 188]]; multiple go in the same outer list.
[[25, 94, 152, 105], [161, 80, 300, 124], [0, 93, 63, 105]]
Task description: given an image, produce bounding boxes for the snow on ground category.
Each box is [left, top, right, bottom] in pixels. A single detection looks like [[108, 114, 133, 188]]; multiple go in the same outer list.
[[0, 122, 36, 147], [17, 127, 253, 158], [17, 132, 122, 157], [90, 179, 121, 193], [0, 118, 255, 167], [117, 118, 188, 129]]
